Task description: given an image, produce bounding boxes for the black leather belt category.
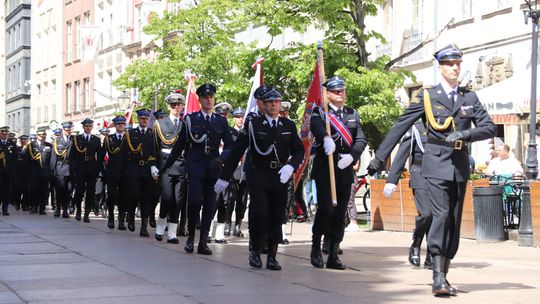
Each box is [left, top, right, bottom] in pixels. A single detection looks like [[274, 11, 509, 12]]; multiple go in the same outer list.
[[84, 156, 96, 161], [253, 161, 285, 170], [427, 137, 468, 150]]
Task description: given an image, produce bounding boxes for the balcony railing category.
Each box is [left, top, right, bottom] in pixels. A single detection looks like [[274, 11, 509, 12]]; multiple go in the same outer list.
[[398, 32, 424, 66], [376, 42, 392, 58]]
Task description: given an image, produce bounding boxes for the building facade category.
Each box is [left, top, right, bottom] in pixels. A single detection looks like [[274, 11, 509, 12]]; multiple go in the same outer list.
[[0, 1, 6, 127], [5, 0, 31, 135]]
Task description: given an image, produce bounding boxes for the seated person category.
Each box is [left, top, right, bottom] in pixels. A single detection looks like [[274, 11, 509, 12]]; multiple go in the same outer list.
[[486, 144, 524, 176]]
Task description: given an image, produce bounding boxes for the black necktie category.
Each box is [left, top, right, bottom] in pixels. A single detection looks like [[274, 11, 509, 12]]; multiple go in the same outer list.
[[174, 118, 179, 128], [118, 135, 122, 141], [336, 109, 342, 119], [450, 91, 457, 102], [271, 120, 277, 129]]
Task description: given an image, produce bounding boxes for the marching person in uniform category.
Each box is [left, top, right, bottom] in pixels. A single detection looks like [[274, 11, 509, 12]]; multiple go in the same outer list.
[[0, 126, 17, 215], [215, 88, 305, 270], [309, 76, 367, 270], [24, 128, 53, 214], [103, 116, 127, 230], [368, 44, 496, 296], [50, 122, 74, 218], [279, 101, 293, 244], [69, 118, 104, 222], [116, 109, 158, 236], [94, 127, 110, 217], [154, 91, 188, 244], [162, 84, 233, 255], [383, 120, 433, 269], [13, 135, 30, 211]]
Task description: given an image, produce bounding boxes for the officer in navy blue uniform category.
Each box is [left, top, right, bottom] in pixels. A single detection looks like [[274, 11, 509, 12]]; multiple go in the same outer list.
[[162, 84, 233, 255], [309, 76, 367, 270], [12, 135, 29, 211], [69, 118, 104, 222], [154, 91, 188, 243], [116, 109, 158, 236], [368, 44, 496, 296], [50, 122, 74, 218], [103, 116, 127, 230], [0, 126, 17, 215], [94, 127, 110, 217], [215, 88, 305, 270], [24, 128, 53, 214], [384, 120, 433, 269]]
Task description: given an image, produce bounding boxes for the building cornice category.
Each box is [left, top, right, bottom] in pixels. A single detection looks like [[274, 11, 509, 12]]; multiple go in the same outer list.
[[5, 4, 31, 21]]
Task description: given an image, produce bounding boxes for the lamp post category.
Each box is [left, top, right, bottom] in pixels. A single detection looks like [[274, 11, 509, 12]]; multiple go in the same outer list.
[[519, 0, 539, 247], [117, 91, 131, 111]]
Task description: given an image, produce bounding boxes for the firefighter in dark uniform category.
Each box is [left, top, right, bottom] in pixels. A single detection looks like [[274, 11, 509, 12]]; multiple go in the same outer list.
[[368, 44, 496, 296], [50, 122, 74, 218], [95, 127, 110, 216], [309, 76, 367, 270], [0, 126, 17, 215], [215, 88, 305, 270], [154, 91, 188, 244], [24, 128, 53, 214], [383, 120, 433, 269], [69, 118, 104, 222], [116, 109, 158, 236], [162, 84, 233, 255], [103, 115, 127, 230], [13, 135, 29, 211], [279, 101, 293, 244]]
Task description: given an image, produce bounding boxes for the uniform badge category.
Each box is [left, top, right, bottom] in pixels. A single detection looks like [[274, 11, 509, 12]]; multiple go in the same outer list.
[[437, 90, 442, 94], [435, 105, 445, 109], [263, 120, 268, 126], [194, 134, 199, 139]]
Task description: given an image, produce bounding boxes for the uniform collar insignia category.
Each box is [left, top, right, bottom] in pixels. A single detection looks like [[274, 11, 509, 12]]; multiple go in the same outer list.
[[262, 120, 268, 125]]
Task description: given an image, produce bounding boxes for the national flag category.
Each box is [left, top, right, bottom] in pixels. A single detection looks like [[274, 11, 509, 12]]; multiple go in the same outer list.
[[243, 57, 265, 120], [293, 62, 323, 189], [184, 73, 200, 114]]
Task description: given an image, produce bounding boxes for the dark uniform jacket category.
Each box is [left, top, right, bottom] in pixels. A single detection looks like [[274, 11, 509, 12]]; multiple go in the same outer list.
[[154, 117, 185, 176], [14, 145, 28, 180], [102, 133, 124, 179], [220, 115, 305, 189], [69, 134, 104, 178], [0, 139, 17, 175], [375, 84, 496, 182], [116, 127, 156, 179], [50, 136, 72, 177], [310, 105, 367, 185], [386, 121, 427, 190], [163, 111, 233, 179], [24, 141, 52, 178]]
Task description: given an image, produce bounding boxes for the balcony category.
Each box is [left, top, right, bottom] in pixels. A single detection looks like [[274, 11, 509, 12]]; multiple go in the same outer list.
[[397, 32, 425, 66], [376, 42, 392, 58]]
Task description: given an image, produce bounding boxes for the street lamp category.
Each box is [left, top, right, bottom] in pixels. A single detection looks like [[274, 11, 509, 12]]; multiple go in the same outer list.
[[117, 91, 131, 111], [519, 0, 538, 247]]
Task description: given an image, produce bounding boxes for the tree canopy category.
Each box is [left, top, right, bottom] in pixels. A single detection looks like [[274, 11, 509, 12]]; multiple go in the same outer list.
[[114, 0, 411, 149]]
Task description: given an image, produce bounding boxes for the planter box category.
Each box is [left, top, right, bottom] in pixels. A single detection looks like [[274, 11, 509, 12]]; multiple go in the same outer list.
[[371, 178, 489, 240]]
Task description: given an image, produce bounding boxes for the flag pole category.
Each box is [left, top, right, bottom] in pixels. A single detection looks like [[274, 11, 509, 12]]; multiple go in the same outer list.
[[317, 41, 338, 207]]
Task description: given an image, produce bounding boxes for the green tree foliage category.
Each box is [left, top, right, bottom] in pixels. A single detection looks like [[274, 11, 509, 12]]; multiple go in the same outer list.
[[114, 0, 411, 150]]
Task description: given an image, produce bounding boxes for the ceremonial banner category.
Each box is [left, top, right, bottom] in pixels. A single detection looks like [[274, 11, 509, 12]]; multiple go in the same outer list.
[[79, 25, 101, 63], [184, 73, 200, 114], [243, 57, 265, 120]]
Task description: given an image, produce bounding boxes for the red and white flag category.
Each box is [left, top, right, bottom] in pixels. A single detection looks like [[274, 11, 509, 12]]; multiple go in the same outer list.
[[79, 25, 101, 64], [293, 62, 323, 189], [184, 73, 200, 114], [243, 57, 265, 120]]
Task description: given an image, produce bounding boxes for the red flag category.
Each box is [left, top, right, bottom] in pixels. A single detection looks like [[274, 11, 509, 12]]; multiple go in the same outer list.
[[184, 73, 200, 114], [293, 62, 323, 189]]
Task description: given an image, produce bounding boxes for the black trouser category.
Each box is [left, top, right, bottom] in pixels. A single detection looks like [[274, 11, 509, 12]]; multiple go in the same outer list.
[[0, 173, 12, 213], [159, 173, 187, 224], [248, 183, 287, 247], [12, 176, 28, 209], [53, 175, 72, 213], [49, 178, 56, 208], [29, 176, 49, 212], [106, 176, 127, 215], [412, 187, 433, 239], [427, 178, 467, 259], [312, 177, 351, 243], [125, 175, 154, 221], [72, 173, 97, 214], [226, 179, 248, 226], [187, 175, 217, 235]]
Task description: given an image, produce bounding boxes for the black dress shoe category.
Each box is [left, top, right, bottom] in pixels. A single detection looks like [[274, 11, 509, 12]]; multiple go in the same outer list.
[[107, 219, 115, 229], [167, 238, 179, 244], [266, 257, 282, 271], [281, 239, 289, 245], [2, 212, 10, 216], [184, 238, 194, 253], [118, 222, 127, 231], [261, 243, 268, 254], [22, 207, 29, 211], [233, 225, 244, 238], [197, 243, 213, 255], [75, 214, 81, 221], [206, 237, 213, 244], [409, 246, 421, 267], [424, 254, 433, 269], [155, 233, 163, 241], [83, 215, 90, 222], [326, 257, 346, 270], [127, 222, 135, 232], [149, 217, 156, 228], [15, 204, 20, 211], [310, 249, 324, 268], [215, 239, 227, 244], [62, 212, 70, 219], [140, 227, 150, 237], [249, 251, 262, 268], [54, 211, 60, 217]]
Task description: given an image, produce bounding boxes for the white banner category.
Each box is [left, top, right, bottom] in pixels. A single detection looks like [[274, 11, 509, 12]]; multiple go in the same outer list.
[[79, 25, 101, 64], [140, 1, 166, 48]]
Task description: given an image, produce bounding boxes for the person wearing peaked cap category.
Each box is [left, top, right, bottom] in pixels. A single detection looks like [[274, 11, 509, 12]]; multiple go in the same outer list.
[[0, 126, 9, 133], [323, 75, 346, 91], [99, 128, 110, 135], [51, 120, 75, 218], [136, 108, 151, 119], [261, 88, 282, 101], [433, 44, 463, 62], [166, 91, 186, 104], [232, 107, 245, 117], [8, 133, 16, 140], [368, 42, 495, 296], [196, 83, 216, 97], [0, 125, 17, 215], [23, 127, 52, 215], [153, 109, 167, 119], [18, 135, 29, 141], [69, 117, 104, 222], [53, 128, 62, 135], [12, 134, 29, 211], [29, 134, 37, 141], [214, 102, 233, 118], [253, 85, 274, 100], [112, 115, 127, 124]]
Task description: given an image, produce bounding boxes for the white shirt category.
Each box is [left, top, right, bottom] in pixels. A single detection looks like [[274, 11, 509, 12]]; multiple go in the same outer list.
[[139, 127, 147, 134], [83, 133, 92, 141], [264, 114, 278, 127], [115, 132, 124, 140], [170, 114, 180, 126], [201, 112, 213, 121], [486, 156, 524, 176], [440, 81, 458, 101]]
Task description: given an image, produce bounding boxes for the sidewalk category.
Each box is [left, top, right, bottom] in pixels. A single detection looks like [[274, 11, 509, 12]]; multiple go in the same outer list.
[[1, 209, 539, 304]]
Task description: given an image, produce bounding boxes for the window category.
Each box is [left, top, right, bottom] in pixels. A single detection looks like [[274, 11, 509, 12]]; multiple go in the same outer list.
[[457, 0, 473, 20], [411, 0, 424, 34], [75, 17, 81, 59], [7, 68, 11, 92], [18, 63, 23, 89], [66, 21, 72, 62], [383, 0, 393, 38], [37, 107, 41, 123], [45, 105, 49, 121], [18, 23, 22, 46], [84, 11, 91, 24], [83, 78, 90, 110], [37, 84, 41, 96], [75, 81, 81, 112], [66, 83, 72, 113]]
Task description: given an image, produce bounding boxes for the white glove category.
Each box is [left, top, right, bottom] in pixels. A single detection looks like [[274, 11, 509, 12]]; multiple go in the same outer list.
[[278, 164, 294, 184], [337, 154, 353, 169], [150, 166, 159, 179], [323, 136, 336, 156], [214, 178, 230, 194], [383, 183, 397, 197]]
